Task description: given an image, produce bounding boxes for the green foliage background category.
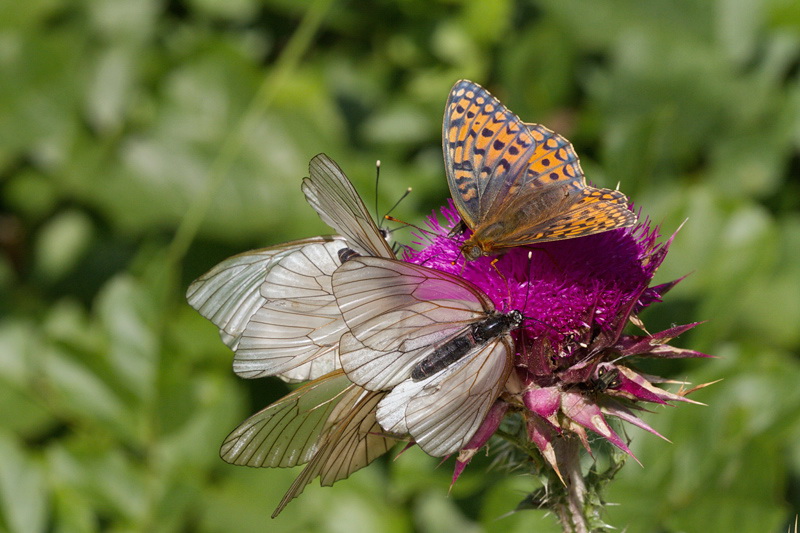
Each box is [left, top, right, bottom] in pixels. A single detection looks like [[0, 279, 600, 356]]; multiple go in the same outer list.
[[1, 0, 799, 531]]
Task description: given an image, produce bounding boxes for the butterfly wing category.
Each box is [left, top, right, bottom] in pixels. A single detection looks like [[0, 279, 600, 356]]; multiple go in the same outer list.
[[302, 153, 394, 259], [272, 387, 396, 517], [443, 80, 635, 253], [186, 236, 342, 350], [234, 240, 349, 381], [494, 186, 636, 245], [230, 154, 395, 382], [443, 81, 580, 227], [220, 371, 352, 467], [377, 336, 513, 456], [332, 257, 494, 391]]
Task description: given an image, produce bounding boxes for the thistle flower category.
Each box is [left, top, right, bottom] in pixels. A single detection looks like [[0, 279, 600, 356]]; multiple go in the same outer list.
[[404, 200, 711, 526]]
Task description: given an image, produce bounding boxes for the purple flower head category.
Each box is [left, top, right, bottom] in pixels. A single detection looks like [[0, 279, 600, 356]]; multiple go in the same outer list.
[[404, 202, 710, 479]]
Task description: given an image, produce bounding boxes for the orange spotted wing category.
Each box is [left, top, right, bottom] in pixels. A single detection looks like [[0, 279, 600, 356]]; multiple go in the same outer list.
[[442, 80, 636, 260]]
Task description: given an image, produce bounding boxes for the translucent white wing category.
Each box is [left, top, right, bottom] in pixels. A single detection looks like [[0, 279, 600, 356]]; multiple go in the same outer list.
[[377, 338, 513, 456], [272, 386, 396, 517], [220, 371, 352, 467], [332, 257, 494, 390], [302, 153, 394, 259], [186, 237, 341, 350], [235, 240, 349, 380]]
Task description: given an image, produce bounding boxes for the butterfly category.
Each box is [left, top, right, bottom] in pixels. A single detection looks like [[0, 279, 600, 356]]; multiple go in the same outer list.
[[187, 153, 394, 383], [332, 256, 521, 456], [189, 154, 398, 513], [443, 79, 637, 260], [220, 370, 396, 517]]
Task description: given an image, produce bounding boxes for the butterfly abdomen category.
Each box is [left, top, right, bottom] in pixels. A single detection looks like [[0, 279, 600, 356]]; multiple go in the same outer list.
[[337, 247, 361, 264], [411, 311, 523, 381], [411, 335, 474, 381]]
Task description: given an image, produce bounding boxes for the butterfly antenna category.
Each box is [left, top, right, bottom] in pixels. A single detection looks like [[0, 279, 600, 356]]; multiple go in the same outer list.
[[384, 215, 438, 242], [384, 187, 413, 220], [522, 245, 564, 275], [374, 159, 381, 226], [522, 251, 533, 311], [519, 251, 559, 333]]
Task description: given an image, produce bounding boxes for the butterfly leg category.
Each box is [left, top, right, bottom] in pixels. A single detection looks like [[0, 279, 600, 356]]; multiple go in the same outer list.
[[488, 258, 514, 306]]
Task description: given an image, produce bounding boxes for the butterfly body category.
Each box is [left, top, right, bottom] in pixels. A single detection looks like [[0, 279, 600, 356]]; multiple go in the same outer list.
[[332, 256, 519, 455], [443, 80, 636, 260], [411, 310, 523, 380]]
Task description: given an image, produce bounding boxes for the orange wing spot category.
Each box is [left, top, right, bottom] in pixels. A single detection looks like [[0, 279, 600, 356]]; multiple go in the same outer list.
[[493, 132, 512, 147], [448, 126, 459, 144], [485, 104, 494, 113], [460, 190, 477, 202], [529, 129, 545, 143], [474, 129, 494, 152], [456, 172, 474, 188], [526, 152, 557, 174], [475, 96, 484, 105]]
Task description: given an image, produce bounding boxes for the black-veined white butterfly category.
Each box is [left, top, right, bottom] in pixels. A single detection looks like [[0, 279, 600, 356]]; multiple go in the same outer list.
[[187, 153, 395, 382], [332, 256, 520, 456], [219, 370, 397, 516], [189, 153, 399, 513]]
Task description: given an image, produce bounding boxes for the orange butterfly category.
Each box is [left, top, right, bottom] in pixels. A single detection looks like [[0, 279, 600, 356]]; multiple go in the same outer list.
[[443, 80, 637, 261]]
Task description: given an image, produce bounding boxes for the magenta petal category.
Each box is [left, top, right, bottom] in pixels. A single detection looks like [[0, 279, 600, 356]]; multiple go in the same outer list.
[[620, 322, 703, 349], [561, 391, 637, 461], [602, 401, 670, 442], [523, 387, 561, 423], [635, 275, 688, 312], [635, 345, 714, 359], [615, 366, 701, 404], [452, 402, 509, 486], [526, 413, 562, 481]]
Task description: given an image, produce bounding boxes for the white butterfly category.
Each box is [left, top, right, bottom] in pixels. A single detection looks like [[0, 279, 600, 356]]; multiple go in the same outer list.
[[332, 256, 519, 456], [188, 153, 394, 383], [189, 153, 399, 513], [219, 370, 396, 516]]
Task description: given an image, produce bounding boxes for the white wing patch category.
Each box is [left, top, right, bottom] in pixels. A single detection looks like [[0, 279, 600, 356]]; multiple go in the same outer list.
[[333, 257, 490, 390], [235, 240, 348, 381], [220, 371, 352, 467], [378, 339, 512, 456], [303, 153, 394, 259], [332, 256, 515, 457], [186, 238, 340, 350], [272, 385, 396, 516], [221, 370, 397, 518]]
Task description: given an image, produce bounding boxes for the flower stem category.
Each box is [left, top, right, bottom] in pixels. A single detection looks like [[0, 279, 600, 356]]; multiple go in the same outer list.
[[553, 437, 589, 533]]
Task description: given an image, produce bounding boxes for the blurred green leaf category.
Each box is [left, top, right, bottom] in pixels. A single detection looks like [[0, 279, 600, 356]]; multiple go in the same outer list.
[[96, 274, 159, 402], [0, 432, 48, 533], [34, 210, 94, 282]]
